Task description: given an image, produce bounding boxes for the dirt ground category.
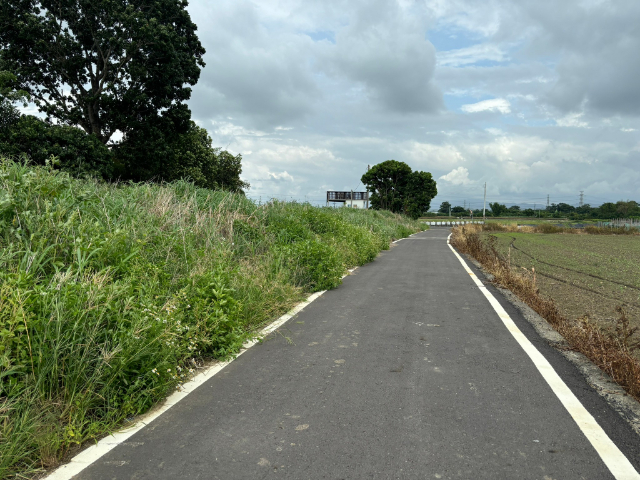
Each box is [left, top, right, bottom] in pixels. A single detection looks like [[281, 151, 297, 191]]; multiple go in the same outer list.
[[484, 232, 640, 330]]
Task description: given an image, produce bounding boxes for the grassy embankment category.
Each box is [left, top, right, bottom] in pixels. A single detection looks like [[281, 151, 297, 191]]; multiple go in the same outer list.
[[0, 158, 424, 479], [451, 223, 640, 404]]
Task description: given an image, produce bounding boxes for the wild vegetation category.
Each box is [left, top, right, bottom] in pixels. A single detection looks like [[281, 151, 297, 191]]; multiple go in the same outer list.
[[450, 223, 640, 405], [434, 199, 640, 220], [0, 157, 424, 479]]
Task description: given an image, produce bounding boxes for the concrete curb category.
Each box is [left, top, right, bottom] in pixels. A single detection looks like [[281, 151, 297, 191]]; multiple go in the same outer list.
[[464, 254, 640, 438]]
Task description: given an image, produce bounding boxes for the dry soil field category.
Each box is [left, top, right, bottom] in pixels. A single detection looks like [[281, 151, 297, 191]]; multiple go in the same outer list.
[[484, 232, 640, 329]]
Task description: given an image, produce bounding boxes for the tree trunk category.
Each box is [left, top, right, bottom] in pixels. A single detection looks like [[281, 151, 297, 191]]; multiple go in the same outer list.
[[85, 102, 108, 143]]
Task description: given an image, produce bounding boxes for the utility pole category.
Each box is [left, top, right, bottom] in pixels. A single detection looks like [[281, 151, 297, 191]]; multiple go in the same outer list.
[[463, 199, 466, 210], [547, 194, 550, 208], [449, 205, 451, 218], [483, 182, 487, 222], [350, 190, 353, 208], [579, 191, 584, 207]]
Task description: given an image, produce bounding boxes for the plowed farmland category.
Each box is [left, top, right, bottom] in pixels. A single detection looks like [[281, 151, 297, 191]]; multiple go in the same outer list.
[[485, 232, 640, 328]]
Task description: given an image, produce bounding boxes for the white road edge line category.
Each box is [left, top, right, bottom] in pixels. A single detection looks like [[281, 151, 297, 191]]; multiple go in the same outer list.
[[44, 289, 329, 480], [447, 233, 640, 480], [393, 232, 419, 244]]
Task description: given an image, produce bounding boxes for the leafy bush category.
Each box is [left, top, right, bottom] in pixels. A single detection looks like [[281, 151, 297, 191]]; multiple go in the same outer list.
[[282, 239, 344, 291], [114, 120, 249, 192], [0, 158, 423, 478], [0, 115, 114, 179]]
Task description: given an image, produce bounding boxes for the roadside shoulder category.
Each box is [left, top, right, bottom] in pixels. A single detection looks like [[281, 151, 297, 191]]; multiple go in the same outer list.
[[464, 253, 640, 438]]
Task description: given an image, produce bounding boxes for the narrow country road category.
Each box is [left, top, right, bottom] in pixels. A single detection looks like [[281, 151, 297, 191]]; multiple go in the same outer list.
[[70, 229, 640, 479]]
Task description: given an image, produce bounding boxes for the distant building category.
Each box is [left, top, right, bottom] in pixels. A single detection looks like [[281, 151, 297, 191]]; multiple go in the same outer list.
[[326, 191, 369, 209]]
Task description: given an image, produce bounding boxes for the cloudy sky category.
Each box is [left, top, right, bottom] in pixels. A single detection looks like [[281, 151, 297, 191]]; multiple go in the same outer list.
[[185, 0, 640, 210]]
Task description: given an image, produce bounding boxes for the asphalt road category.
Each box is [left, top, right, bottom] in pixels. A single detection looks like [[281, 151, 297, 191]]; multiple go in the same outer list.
[[75, 229, 640, 479]]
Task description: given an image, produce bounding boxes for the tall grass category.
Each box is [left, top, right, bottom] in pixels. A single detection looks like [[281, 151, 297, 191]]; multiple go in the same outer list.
[[0, 158, 424, 478]]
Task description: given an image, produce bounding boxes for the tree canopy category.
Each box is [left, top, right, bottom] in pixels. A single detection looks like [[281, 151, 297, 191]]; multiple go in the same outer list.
[[489, 202, 507, 216], [0, 114, 114, 178], [0, 0, 205, 144], [0, 5, 250, 193], [0, 71, 29, 131], [438, 201, 451, 214], [433, 199, 640, 219], [115, 120, 249, 192], [361, 160, 437, 219]]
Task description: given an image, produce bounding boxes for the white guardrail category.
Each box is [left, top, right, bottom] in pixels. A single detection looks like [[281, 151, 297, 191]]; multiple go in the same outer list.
[[423, 221, 485, 226]]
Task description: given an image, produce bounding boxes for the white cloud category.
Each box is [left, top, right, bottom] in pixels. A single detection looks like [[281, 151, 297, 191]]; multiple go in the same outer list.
[[437, 44, 508, 67], [402, 141, 466, 170], [177, 0, 640, 207], [439, 167, 472, 185], [461, 98, 511, 114], [555, 112, 589, 128], [268, 171, 294, 182], [211, 121, 268, 137]]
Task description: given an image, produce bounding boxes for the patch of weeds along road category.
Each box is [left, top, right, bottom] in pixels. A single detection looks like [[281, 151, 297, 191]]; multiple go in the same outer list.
[[0, 157, 425, 479], [451, 224, 640, 406]]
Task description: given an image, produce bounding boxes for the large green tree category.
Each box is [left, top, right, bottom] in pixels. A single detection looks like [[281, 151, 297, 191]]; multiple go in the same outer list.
[[0, 0, 205, 144], [404, 170, 437, 219], [438, 201, 451, 214], [0, 71, 29, 131], [489, 202, 507, 216], [0, 114, 115, 178], [115, 120, 249, 192], [1, 70, 114, 177], [361, 160, 437, 219]]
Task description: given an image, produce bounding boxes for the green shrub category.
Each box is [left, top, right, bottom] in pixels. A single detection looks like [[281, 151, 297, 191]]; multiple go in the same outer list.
[[0, 158, 423, 478], [282, 239, 344, 291], [0, 116, 114, 179], [113, 120, 249, 192]]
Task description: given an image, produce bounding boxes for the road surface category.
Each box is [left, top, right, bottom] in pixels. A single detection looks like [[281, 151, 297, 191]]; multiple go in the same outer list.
[[72, 229, 640, 479]]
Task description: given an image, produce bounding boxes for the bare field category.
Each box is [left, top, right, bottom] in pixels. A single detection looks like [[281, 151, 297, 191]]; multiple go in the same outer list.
[[484, 232, 640, 329]]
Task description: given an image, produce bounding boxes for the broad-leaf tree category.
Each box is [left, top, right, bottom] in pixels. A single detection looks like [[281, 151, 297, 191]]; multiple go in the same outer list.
[[438, 201, 451, 214], [361, 160, 411, 212], [0, 70, 29, 131], [115, 120, 249, 192], [0, 114, 114, 177], [0, 0, 205, 144], [489, 202, 507, 216], [1, 69, 113, 177], [404, 170, 437, 219], [361, 160, 437, 219]]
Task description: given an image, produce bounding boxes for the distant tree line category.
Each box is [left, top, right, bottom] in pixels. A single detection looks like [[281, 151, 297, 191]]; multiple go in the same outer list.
[[0, 1, 248, 193], [434, 200, 640, 220]]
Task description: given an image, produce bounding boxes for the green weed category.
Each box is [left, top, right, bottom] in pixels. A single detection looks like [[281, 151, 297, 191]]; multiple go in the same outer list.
[[0, 157, 423, 478]]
